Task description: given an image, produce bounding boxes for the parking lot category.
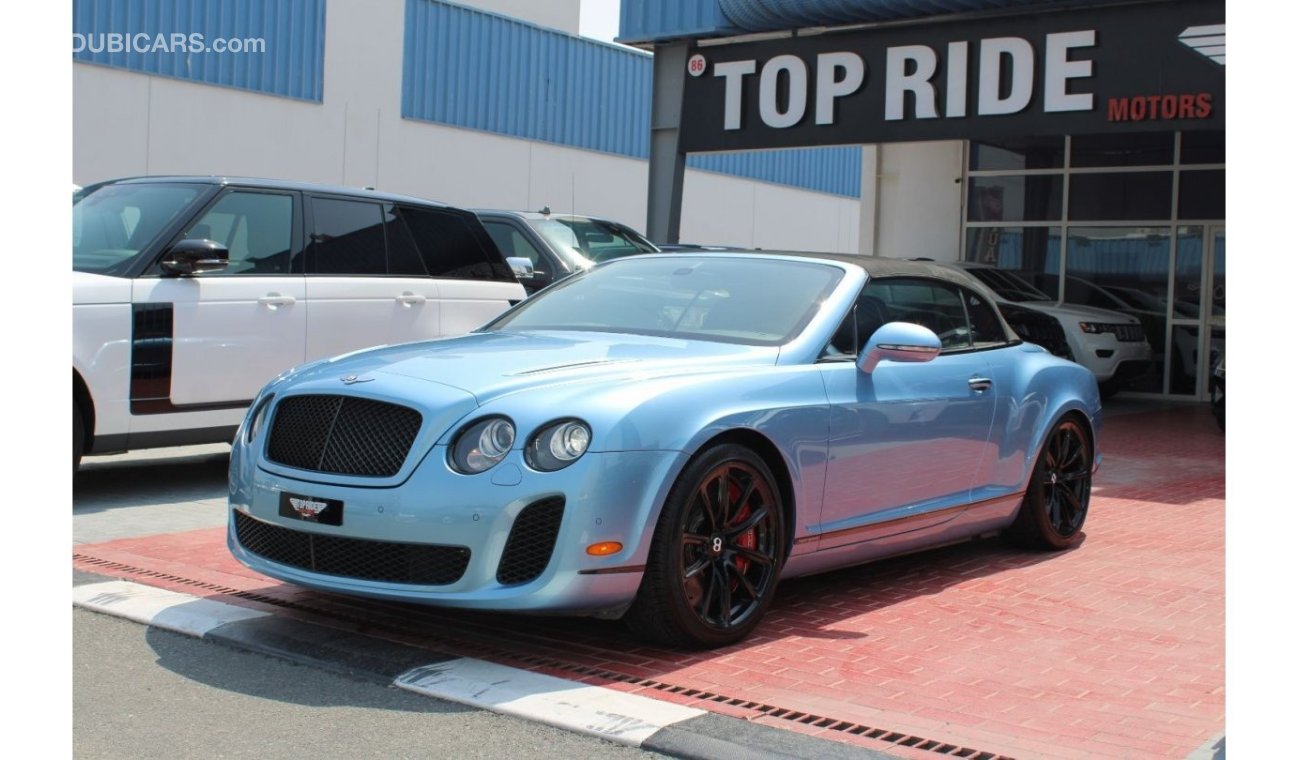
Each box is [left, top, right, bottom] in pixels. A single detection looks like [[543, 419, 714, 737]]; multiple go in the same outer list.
[[72, 399, 1224, 759]]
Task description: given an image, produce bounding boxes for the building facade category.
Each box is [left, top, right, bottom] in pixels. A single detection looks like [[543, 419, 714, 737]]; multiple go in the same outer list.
[[622, 0, 1224, 400], [72, 0, 862, 252]]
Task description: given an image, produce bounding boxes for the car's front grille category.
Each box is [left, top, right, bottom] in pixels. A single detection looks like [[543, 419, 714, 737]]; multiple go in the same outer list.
[[266, 395, 422, 477], [1114, 324, 1145, 342], [496, 498, 565, 586], [234, 511, 470, 585], [999, 304, 1074, 360]]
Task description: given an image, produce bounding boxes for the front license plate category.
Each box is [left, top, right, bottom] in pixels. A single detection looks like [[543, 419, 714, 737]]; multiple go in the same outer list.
[[279, 491, 344, 526]]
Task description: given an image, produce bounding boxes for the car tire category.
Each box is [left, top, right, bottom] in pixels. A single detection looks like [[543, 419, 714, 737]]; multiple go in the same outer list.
[[73, 399, 85, 473], [1007, 416, 1092, 551], [625, 444, 785, 648]]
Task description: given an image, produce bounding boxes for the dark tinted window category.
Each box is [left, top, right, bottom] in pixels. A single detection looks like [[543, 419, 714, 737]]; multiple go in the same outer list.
[[864, 278, 972, 350], [383, 204, 429, 276], [1068, 173, 1173, 221], [1177, 170, 1225, 220], [1071, 132, 1174, 167], [483, 220, 545, 268], [183, 190, 293, 275], [963, 288, 1009, 346], [969, 136, 1065, 170], [1180, 131, 1225, 164], [964, 226, 1062, 301], [826, 279, 1008, 358], [401, 206, 510, 280], [311, 198, 386, 275], [967, 176, 1063, 222]]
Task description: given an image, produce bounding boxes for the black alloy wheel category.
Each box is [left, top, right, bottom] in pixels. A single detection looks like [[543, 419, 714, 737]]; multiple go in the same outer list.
[[1009, 416, 1092, 550], [626, 444, 784, 648]]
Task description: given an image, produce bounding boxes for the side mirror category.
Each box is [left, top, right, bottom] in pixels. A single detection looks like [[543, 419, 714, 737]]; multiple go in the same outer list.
[[858, 321, 942, 373], [506, 256, 535, 279], [161, 239, 229, 276]]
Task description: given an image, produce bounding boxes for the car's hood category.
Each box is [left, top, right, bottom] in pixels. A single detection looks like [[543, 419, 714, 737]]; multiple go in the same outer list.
[[1014, 300, 1140, 325], [290, 330, 781, 405], [73, 270, 131, 305]]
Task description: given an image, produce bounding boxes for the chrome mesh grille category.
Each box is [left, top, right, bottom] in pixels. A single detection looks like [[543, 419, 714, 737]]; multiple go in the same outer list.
[[266, 395, 422, 477]]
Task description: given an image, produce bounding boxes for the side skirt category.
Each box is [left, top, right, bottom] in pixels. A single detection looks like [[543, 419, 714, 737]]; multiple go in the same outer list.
[[781, 492, 1024, 580]]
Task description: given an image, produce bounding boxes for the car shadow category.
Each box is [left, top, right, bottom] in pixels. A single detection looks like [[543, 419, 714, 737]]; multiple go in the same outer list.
[[214, 533, 1084, 680], [73, 447, 230, 514], [133, 624, 476, 715]]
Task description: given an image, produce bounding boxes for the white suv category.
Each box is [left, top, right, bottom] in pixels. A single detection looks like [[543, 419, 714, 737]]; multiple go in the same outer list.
[[73, 176, 526, 470], [945, 262, 1153, 397]]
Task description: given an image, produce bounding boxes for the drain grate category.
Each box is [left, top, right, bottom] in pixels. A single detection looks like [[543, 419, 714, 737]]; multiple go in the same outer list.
[[73, 553, 1014, 759]]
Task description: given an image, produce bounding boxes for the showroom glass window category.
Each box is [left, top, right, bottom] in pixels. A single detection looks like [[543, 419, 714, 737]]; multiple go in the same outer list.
[[962, 130, 1225, 397]]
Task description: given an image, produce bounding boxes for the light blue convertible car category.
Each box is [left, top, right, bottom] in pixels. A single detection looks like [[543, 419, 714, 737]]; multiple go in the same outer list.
[[228, 253, 1100, 647]]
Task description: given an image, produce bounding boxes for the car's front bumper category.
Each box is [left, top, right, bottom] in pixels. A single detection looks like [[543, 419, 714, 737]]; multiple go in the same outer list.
[[227, 441, 688, 616], [1069, 332, 1152, 382]]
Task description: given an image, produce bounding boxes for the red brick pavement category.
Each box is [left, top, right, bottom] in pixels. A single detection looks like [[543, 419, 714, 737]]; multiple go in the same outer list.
[[74, 405, 1225, 759]]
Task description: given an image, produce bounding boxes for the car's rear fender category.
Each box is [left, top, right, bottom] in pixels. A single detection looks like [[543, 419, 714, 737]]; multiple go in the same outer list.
[[972, 346, 1101, 503]]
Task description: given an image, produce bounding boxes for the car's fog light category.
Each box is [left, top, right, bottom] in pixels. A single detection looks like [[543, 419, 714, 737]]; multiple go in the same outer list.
[[527, 419, 592, 471], [451, 417, 515, 474], [586, 541, 623, 556]]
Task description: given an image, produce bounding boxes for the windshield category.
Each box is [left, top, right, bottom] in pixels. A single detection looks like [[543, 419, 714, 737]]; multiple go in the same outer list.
[[966, 267, 1053, 302], [531, 216, 658, 264], [483, 256, 844, 346], [74, 183, 206, 274], [528, 220, 596, 269]]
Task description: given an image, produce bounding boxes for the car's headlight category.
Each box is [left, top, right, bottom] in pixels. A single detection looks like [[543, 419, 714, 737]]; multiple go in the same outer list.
[[245, 394, 275, 444], [450, 417, 516, 474], [527, 419, 591, 472]]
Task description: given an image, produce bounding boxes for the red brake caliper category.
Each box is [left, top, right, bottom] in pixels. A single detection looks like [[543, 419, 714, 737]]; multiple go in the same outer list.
[[730, 482, 756, 578]]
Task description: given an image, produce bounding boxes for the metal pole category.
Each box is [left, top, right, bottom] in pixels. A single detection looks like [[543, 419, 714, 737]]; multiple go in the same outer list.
[[646, 42, 688, 245]]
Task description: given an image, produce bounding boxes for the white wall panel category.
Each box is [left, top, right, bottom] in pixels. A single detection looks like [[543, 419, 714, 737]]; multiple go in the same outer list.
[[872, 140, 964, 261], [73, 0, 857, 252]]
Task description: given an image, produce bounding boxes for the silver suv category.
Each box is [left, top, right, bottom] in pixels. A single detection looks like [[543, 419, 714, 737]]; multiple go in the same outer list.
[[474, 208, 659, 294]]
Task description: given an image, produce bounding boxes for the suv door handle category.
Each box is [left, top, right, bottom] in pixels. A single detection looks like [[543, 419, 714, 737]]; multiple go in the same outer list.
[[968, 377, 993, 392], [397, 292, 427, 306], [258, 293, 296, 308]]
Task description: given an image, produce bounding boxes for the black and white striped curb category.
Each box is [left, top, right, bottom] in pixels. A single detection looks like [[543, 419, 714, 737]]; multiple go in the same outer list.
[[73, 577, 889, 760]]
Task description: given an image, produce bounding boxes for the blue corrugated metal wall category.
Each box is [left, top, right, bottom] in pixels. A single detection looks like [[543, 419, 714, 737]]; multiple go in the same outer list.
[[403, 0, 652, 158], [72, 0, 326, 102], [619, 0, 734, 45], [403, 0, 861, 198]]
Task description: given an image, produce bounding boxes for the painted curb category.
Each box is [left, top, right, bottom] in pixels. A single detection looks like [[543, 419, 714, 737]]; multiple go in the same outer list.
[[73, 577, 891, 759]]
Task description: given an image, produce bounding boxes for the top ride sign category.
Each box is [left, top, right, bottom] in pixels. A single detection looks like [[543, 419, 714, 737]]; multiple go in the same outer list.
[[678, 0, 1225, 153]]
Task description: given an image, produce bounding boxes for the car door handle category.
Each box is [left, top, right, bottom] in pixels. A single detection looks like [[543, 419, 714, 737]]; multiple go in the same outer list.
[[397, 292, 427, 306], [968, 377, 993, 392], [258, 293, 296, 308]]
